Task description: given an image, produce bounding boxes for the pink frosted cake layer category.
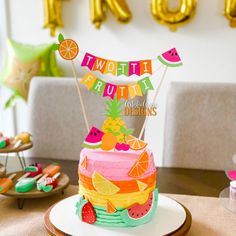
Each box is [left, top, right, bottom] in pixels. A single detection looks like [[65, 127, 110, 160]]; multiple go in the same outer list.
[[79, 148, 156, 181]]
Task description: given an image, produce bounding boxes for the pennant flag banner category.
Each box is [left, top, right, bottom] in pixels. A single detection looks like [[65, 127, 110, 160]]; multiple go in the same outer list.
[[80, 72, 154, 100], [81, 53, 153, 76], [80, 47, 183, 77]]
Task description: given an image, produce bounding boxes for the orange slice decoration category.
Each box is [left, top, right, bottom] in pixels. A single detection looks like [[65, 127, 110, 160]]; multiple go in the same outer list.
[[128, 151, 149, 178], [107, 200, 117, 214], [59, 39, 79, 60], [80, 156, 87, 169], [126, 135, 147, 151]]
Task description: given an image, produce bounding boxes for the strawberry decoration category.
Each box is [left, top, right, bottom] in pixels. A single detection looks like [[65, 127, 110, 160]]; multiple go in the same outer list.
[[81, 201, 96, 224], [76, 196, 96, 224]]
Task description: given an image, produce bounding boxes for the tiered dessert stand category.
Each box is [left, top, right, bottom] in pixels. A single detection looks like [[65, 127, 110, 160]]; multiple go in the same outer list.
[[2, 171, 70, 209], [0, 141, 33, 170]]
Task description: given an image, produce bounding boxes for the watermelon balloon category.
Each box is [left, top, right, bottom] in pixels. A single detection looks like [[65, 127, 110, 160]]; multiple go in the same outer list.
[[76, 196, 96, 224], [82, 126, 104, 149], [120, 189, 158, 226], [158, 48, 183, 67], [225, 170, 236, 181]]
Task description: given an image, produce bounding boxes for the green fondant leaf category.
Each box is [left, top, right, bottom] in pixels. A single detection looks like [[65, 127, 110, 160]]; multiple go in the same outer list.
[[106, 128, 119, 136], [24, 166, 38, 172], [58, 33, 64, 43], [52, 43, 59, 51], [37, 185, 43, 191], [43, 185, 53, 192], [120, 126, 134, 135], [4, 94, 17, 109]]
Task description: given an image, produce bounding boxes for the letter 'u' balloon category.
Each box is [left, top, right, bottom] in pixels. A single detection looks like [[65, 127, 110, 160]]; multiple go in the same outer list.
[[43, 0, 64, 36], [225, 0, 236, 27], [151, 0, 197, 31], [90, 0, 132, 29]]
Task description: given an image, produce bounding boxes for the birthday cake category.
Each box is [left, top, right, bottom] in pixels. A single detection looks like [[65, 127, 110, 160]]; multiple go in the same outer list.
[[76, 99, 158, 227]]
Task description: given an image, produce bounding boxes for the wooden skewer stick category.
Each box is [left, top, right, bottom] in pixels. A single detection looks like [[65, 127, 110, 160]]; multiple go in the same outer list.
[[17, 173, 30, 182], [71, 60, 90, 133], [53, 172, 61, 179], [138, 66, 168, 140], [8, 173, 16, 180], [33, 174, 43, 180], [37, 174, 48, 183]]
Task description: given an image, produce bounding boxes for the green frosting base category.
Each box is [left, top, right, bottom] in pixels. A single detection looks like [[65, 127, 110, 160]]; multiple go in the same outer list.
[[76, 188, 158, 227]]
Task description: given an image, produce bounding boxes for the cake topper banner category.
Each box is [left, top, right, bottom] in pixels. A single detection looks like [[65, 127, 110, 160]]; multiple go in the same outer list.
[[80, 72, 154, 100], [81, 53, 153, 76], [53, 33, 183, 133], [80, 47, 183, 76]]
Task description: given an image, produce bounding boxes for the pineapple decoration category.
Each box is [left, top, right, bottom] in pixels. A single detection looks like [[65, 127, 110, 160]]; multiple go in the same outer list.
[[102, 99, 126, 142], [82, 98, 147, 152], [101, 99, 133, 151]]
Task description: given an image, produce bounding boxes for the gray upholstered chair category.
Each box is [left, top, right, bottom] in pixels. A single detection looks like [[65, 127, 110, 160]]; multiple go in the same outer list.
[[26, 77, 146, 183], [163, 82, 236, 171]]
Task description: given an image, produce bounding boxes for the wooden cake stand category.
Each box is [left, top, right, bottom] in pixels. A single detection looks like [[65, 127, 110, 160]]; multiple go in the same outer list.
[[0, 141, 33, 170], [2, 171, 70, 209], [44, 195, 192, 236]]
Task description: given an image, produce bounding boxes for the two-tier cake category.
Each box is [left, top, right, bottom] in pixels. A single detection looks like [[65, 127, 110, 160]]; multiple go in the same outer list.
[[76, 99, 158, 227]]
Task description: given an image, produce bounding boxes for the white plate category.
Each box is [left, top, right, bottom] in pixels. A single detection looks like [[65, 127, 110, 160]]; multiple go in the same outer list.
[[50, 194, 186, 236]]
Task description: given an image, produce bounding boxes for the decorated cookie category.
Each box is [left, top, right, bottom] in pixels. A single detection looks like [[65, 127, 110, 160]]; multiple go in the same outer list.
[[80, 156, 88, 170], [115, 143, 130, 151], [157, 48, 183, 67], [82, 127, 104, 149], [128, 151, 149, 177], [37, 172, 60, 192], [92, 171, 120, 195], [53, 34, 79, 61], [15, 178, 36, 193], [24, 163, 43, 177], [76, 196, 96, 224], [120, 189, 158, 226], [126, 135, 147, 151]]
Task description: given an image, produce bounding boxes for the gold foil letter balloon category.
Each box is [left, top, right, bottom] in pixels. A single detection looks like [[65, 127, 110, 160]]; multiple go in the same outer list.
[[151, 0, 197, 31], [90, 0, 132, 29], [43, 0, 64, 36], [225, 0, 236, 27]]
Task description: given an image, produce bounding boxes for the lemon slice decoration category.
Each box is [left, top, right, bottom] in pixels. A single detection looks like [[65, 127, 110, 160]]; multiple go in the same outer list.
[[136, 180, 148, 192], [92, 171, 120, 195]]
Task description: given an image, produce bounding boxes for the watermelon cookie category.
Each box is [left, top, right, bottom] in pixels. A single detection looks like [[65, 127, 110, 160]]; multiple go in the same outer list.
[[158, 48, 183, 67], [120, 189, 158, 226], [82, 127, 104, 149]]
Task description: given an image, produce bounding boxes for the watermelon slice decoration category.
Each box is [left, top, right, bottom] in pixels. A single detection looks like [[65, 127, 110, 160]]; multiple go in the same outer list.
[[158, 48, 183, 67], [225, 170, 236, 181], [82, 126, 104, 149], [120, 189, 158, 226], [76, 196, 96, 224]]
